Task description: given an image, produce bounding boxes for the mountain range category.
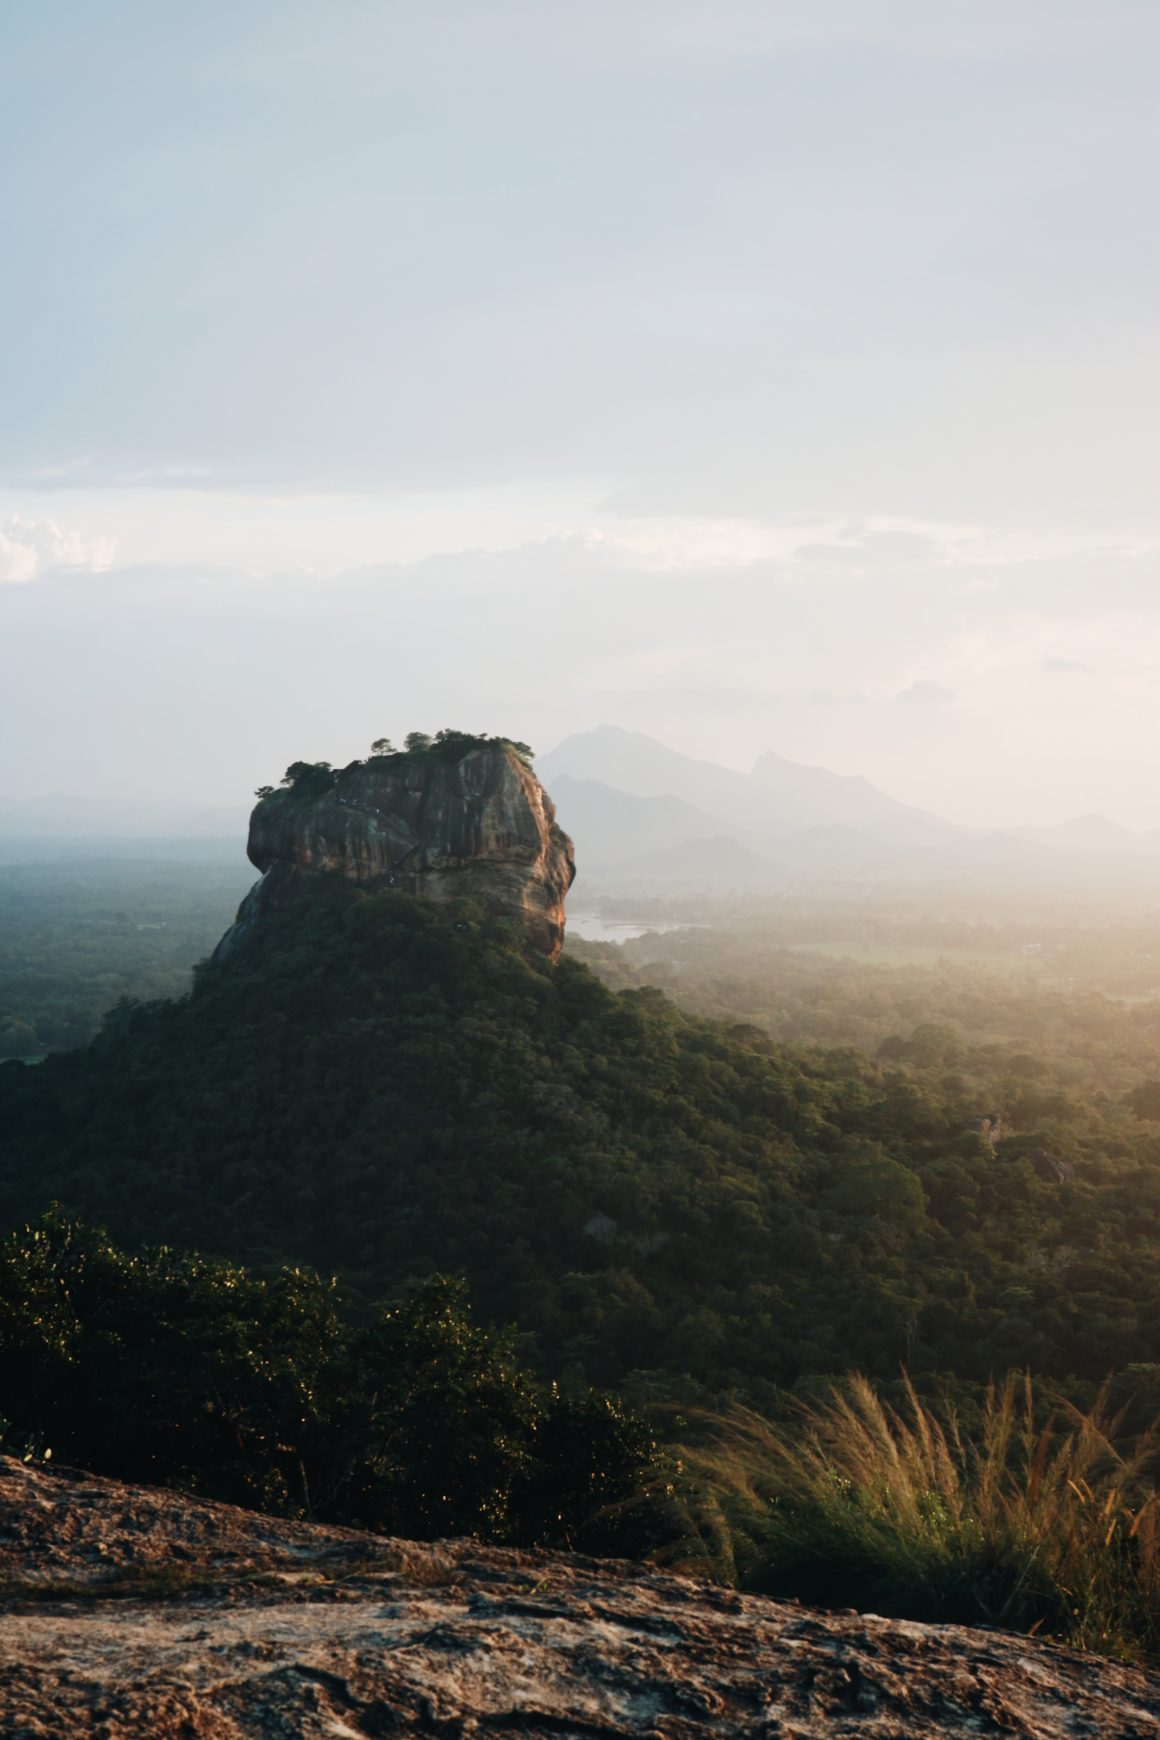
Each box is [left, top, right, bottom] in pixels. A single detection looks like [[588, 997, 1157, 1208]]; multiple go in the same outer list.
[[540, 728, 1160, 890], [4, 729, 1158, 888], [539, 726, 929, 838]]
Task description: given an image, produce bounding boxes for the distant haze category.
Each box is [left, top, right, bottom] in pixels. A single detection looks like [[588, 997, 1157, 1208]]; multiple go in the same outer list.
[[1, 4, 1157, 829]]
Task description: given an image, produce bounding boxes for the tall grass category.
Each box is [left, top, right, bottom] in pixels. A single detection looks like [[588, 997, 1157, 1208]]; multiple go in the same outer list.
[[670, 1375, 1160, 1663]]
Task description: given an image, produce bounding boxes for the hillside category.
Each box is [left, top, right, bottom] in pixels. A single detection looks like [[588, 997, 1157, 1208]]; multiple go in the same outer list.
[[5, 867, 1160, 1404], [4, 734, 1160, 1408], [4, 1455, 1159, 1739], [0, 882, 831, 1396]]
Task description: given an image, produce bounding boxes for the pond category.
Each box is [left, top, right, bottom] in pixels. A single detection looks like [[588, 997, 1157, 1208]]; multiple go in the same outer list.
[[566, 912, 683, 945]]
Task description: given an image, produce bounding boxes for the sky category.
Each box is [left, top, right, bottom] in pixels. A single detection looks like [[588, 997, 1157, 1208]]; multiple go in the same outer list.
[[1, 1, 1158, 828]]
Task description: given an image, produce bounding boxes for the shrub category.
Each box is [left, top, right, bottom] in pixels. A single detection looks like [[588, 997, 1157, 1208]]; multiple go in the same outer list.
[[0, 1212, 659, 1552], [672, 1373, 1160, 1664]]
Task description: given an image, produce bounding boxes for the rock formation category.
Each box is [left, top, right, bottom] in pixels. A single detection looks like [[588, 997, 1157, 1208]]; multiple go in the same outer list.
[[217, 740, 575, 962], [3, 1455, 1160, 1738]]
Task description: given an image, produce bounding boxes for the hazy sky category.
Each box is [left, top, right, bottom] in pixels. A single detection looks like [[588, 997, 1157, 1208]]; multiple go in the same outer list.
[[2, 2, 1158, 827]]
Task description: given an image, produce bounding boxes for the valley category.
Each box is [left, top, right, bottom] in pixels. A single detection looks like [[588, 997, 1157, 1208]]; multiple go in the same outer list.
[[3, 732, 1159, 1669]]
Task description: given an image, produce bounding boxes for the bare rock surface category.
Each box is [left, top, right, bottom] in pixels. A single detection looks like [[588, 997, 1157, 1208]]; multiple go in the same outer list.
[[2, 1458, 1160, 1738], [217, 742, 575, 961]]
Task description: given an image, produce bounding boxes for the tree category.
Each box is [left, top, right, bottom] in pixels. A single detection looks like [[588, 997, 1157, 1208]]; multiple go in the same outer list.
[[824, 1143, 927, 1238], [279, 761, 334, 791], [370, 738, 395, 757], [0, 1214, 659, 1547], [1129, 1079, 1160, 1122], [404, 732, 432, 753], [343, 1276, 544, 1537]]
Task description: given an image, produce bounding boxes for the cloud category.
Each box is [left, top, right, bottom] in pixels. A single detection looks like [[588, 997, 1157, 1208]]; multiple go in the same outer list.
[[1042, 656, 1094, 674], [589, 513, 976, 573], [795, 527, 952, 566], [5, 2, 1157, 531], [1, 537, 1158, 829], [0, 517, 116, 584], [896, 680, 956, 706]]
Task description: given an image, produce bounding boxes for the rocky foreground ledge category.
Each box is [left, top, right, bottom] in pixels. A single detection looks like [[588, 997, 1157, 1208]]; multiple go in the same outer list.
[[2, 1458, 1159, 1738]]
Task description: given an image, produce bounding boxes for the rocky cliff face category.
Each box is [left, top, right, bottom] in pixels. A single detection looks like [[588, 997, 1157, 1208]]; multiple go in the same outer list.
[[3, 1456, 1160, 1738], [217, 742, 575, 962]]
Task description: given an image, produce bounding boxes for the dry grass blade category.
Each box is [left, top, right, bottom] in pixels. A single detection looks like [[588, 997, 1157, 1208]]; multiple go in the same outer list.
[[666, 1373, 1160, 1665]]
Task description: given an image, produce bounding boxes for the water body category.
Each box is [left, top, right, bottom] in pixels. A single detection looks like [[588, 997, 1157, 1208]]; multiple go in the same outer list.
[[566, 912, 682, 945]]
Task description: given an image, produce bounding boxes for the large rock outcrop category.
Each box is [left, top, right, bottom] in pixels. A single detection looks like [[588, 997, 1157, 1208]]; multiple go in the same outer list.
[[3, 1456, 1160, 1738], [217, 741, 575, 962]]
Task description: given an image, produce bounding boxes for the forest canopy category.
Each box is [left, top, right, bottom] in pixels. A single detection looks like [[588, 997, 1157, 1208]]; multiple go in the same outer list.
[[3, 882, 1160, 1412]]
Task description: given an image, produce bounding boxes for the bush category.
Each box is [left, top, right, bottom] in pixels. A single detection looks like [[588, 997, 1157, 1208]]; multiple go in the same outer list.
[[278, 760, 336, 796], [672, 1374, 1160, 1664], [0, 1211, 659, 1551]]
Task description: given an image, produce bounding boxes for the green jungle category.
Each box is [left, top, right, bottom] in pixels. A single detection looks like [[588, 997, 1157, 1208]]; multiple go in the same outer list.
[[4, 820, 1160, 1663]]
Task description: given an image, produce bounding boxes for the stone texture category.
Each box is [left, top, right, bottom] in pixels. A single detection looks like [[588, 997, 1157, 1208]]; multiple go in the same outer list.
[[216, 744, 575, 962], [3, 1456, 1160, 1739]]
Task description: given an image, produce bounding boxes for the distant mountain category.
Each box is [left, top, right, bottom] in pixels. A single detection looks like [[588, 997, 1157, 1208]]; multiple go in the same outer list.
[[540, 727, 935, 839], [540, 728, 769, 832], [750, 750, 927, 829], [770, 824, 923, 875], [596, 834, 783, 889], [1004, 815, 1156, 856], [542, 731, 1160, 891], [549, 777, 732, 871]]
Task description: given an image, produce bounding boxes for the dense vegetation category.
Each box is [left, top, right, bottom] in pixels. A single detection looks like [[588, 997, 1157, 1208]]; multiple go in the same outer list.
[[0, 857, 252, 1059], [674, 1376, 1160, 1663], [4, 880, 1160, 1413], [0, 732, 534, 1062], [0, 1209, 657, 1549], [254, 729, 536, 804], [574, 890, 1160, 1049], [5, 857, 1160, 1660]]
